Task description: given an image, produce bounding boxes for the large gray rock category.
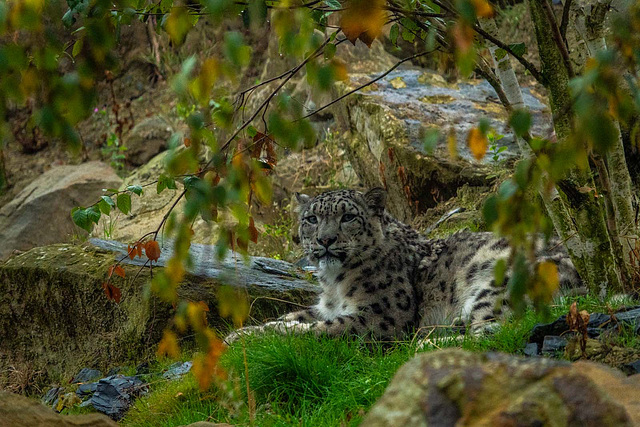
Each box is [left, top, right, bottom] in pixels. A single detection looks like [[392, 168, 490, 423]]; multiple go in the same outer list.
[[334, 68, 550, 221], [363, 348, 640, 426], [0, 161, 122, 260], [0, 241, 317, 393]]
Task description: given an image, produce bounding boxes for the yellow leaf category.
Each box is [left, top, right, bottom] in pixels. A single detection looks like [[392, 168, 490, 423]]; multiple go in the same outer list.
[[165, 7, 193, 45], [166, 257, 185, 284], [471, 0, 494, 18], [331, 59, 349, 82], [157, 330, 180, 359], [217, 286, 250, 327], [390, 76, 407, 89], [467, 127, 488, 160], [341, 0, 387, 47], [447, 127, 458, 159], [187, 301, 208, 331], [537, 261, 559, 294]]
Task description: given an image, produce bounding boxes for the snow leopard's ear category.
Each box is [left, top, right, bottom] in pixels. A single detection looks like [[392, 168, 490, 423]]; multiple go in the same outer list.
[[294, 192, 311, 212], [364, 187, 386, 214]]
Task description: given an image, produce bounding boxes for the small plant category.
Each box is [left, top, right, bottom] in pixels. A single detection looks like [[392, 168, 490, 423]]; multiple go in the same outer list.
[[487, 131, 506, 165], [101, 132, 127, 172]]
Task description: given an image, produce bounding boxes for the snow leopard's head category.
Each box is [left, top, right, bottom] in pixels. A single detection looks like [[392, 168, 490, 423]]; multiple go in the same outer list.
[[295, 188, 386, 272]]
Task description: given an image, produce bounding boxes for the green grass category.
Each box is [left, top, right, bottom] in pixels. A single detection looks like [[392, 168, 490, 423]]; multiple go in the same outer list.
[[116, 293, 638, 426]]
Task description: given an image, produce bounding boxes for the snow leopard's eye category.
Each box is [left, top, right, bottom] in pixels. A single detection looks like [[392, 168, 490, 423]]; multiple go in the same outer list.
[[305, 215, 318, 224], [341, 214, 356, 223]]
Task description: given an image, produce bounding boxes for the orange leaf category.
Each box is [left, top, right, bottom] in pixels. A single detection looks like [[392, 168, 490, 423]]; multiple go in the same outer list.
[[157, 330, 180, 359], [387, 147, 394, 162], [341, 0, 386, 47], [127, 245, 136, 260], [136, 243, 143, 258], [471, 0, 494, 18], [114, 265, 125, 278], [102, 282, 122, 303], [467, 127, 488, 161], [145, 240, 161, 262], [184, 137, 191, 147], [248, 217, 259, 244]]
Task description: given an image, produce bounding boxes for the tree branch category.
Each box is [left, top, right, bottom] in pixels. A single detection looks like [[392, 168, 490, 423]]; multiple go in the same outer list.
[[559, 0, 572, 43], [541, 0, 574, 78]]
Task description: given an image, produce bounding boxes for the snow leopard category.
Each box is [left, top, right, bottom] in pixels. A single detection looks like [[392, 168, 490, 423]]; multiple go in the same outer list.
[[224, 188, 581, 344]]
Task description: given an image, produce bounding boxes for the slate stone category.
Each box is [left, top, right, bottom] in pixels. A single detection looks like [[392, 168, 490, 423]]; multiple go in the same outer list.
[[541, 335, 568, 356], [162, 361, 193, 380], [72, 368, 102, 384], [76, 382, 98, 398], [90, 375, 148, 421], [524, 342, 539, 357], [42, 387, 62, 406]]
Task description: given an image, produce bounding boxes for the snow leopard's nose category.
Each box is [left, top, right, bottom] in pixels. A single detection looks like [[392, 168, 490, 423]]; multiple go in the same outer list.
[[317, 236, 337, 248]]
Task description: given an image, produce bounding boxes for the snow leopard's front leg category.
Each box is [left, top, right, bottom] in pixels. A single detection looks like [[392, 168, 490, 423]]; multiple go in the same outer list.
[[222, 308, 319, 345]]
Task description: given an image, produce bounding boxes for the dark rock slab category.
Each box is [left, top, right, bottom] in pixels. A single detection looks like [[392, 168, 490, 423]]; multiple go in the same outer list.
[[76, 382, 98, 398], [42, 387, 63, 406], [523, 342, 539, 357], [541, 335, 568, 356], [90, 375, 148, 421], [72, 368, 102, 384]]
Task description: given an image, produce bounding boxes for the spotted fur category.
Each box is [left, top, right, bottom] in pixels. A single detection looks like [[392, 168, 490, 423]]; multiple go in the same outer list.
[[224, 188, 582, 343]]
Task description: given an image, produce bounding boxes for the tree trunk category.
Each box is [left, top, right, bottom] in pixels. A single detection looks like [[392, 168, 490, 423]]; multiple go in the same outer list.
[[481, 16, 589, 283], [527, 0, 625, 295]]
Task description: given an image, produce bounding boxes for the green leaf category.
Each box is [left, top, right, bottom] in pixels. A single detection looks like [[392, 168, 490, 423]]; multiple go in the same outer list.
[[247, 125, 258, 138], [390, 23, 399, 47], [509, 109, 532, 137], [482, 195, 498, 227], [494, 48, 507, 61], [401, 27, 416, 43], [71, 207, 92, 233], [508, 42, 527, 57], [494, 258, 507, 287], [101, 195, 116, 207], [127, 184, 143, 196], [87, 205, 101, 225], [117, 193, 132, 215], [72, 38, 83, 57], [98, 198, 111, 215], [324, 0, 341, 8], [324, 43, 336, 60]]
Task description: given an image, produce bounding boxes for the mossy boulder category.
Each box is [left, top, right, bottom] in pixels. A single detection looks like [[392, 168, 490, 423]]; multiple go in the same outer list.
[[0, 242, 317, 392], [363, 348, 640, 426]]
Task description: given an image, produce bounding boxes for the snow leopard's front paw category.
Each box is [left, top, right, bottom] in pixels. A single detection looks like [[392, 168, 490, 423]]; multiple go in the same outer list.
[[223, 325, 265, 346]]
